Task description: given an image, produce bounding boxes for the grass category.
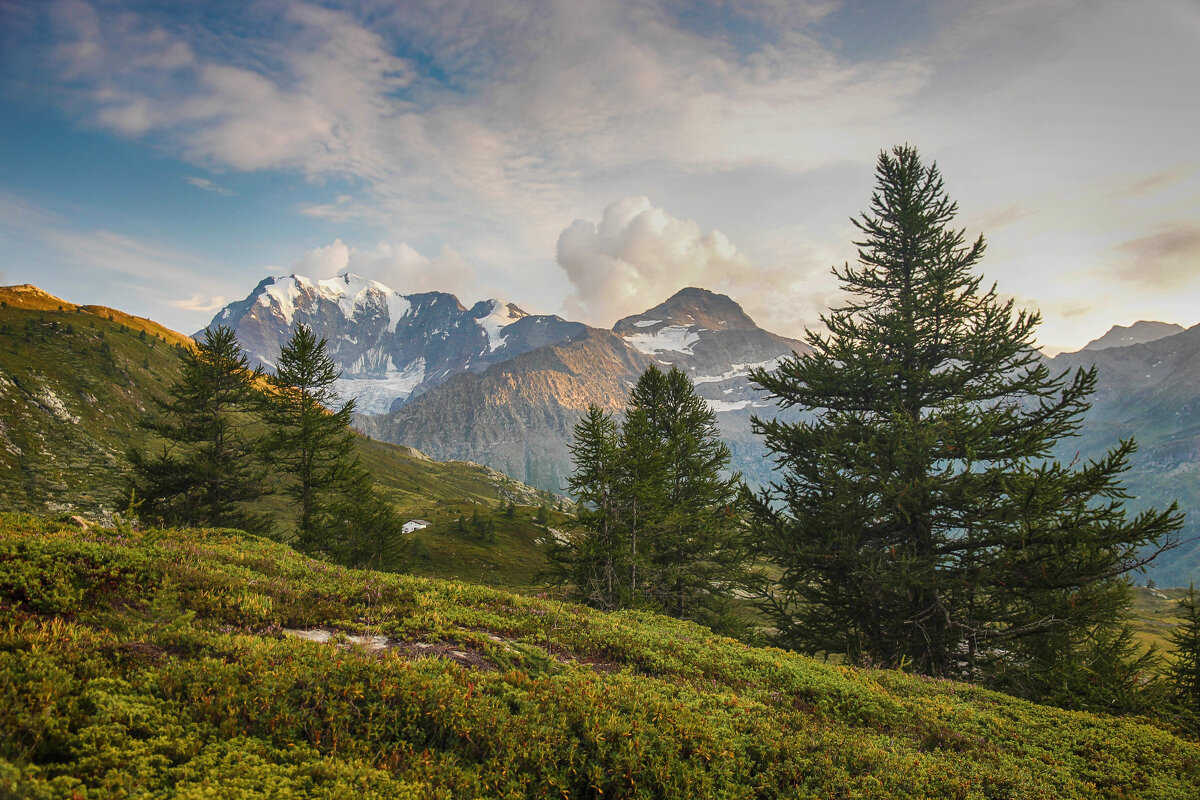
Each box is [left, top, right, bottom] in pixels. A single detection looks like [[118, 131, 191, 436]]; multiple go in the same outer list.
[[1131, 585, 1192, 654], [1, 513, 1198, 798]]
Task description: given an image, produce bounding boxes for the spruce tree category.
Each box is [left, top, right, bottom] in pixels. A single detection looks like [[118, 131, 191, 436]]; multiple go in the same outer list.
[[128, 326, 269, 532], [747, 146, 1181, 694], [552, 366, 749, 633], [633, 366, 747, 628], [261, 325, 399, 560], [550, 405, 623, 609]]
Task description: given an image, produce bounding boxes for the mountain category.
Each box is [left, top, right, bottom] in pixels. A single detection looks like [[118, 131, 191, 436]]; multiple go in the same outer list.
[[205, 273, 584, 413], [357, 328, 655, 491], [1052, 323, 1200, 585], [0, 283, 563, 588], [5, 515, 1197, 797], [1080, 320, 1184, 352], [356, 287, 806, 490]]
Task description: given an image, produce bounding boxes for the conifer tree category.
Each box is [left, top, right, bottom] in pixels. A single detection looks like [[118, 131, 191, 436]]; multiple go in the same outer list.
[[552, 366, 749, 632], [747, 145, 1181, 694], [128, 326, 269, 532], [261, 325, 399, 560], [633, 366, 746, 627], [1169, 585, 1200, 717], [551, 405, 623, 608]]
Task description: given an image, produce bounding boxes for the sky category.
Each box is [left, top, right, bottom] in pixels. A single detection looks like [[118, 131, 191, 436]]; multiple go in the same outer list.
[[1, 0, 1197, 351]]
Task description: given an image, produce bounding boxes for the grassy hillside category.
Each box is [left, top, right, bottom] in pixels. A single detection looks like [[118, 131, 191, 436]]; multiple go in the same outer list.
[[0, 285, 558, 587], [1, 514, 1197, 799]]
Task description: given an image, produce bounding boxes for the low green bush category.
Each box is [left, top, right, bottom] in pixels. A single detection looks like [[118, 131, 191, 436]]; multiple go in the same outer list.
[[1, 514, 1197, 798]]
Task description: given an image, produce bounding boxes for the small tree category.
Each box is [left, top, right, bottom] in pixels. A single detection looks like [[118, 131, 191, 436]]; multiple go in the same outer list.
[[547, 405, 623, 608], [551, 366, 750, 633], [747, 146, 1181, 699], [261, 325, 398, 560], [1169, 586, 1200, 718], [128, 326, 270, 532]]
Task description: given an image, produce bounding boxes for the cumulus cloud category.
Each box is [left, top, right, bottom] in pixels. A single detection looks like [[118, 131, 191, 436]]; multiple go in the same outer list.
[[288, 238, 476, 297], [556, 197, 757, 325], [552, 196, 843, 337]]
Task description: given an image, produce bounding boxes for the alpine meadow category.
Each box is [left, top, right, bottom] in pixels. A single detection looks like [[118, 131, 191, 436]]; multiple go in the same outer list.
[[4, 1, 1200, 797]]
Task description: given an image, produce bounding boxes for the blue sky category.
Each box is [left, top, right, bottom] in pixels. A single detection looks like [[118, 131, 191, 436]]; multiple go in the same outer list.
[[1, 0, 1198, 349]]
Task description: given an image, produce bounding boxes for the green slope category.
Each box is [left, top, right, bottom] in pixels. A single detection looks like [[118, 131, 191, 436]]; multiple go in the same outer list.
[[1, 514, 1197, 799], [0, 286, 558, 587]]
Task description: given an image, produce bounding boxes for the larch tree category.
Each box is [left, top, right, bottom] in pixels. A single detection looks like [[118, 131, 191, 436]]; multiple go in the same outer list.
[[746, 145, 1181, 700]]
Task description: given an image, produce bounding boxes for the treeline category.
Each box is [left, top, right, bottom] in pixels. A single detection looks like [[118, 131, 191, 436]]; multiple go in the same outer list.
[[127, 325, 403, 567], [552, 145, 1199, 725]]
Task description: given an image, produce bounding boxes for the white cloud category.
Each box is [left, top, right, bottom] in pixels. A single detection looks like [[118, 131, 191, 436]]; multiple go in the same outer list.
[[557, 197, 753, 325], [169, 294, 227, 312], [184, 176, 233, 196], [9, 0, 1200, 347], [555, 196, 832, 330], [288, 238, 476, 297]]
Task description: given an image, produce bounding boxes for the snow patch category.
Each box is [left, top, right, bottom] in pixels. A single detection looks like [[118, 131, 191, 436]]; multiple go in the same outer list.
[[633, 319, 661, 328], [623, 325, 700, 355], [708, 398, 771, 413], [692, 357, 784, 384], [477, 300, 527, 352], [333, 357, 426, 414], [259, 273, 409, 327], [260, 277, 303, 323]]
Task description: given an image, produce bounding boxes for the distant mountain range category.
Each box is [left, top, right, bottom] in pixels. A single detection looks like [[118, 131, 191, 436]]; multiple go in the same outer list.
[[207, 276, 1200, 584], [208, 276, 806, 491]]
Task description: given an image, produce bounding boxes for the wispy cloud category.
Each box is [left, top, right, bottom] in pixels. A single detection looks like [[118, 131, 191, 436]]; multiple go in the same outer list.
[[184, 176, 233, 196], [169, 294, 227, 312], [5, 0, 1199, 346], [1114, 224, 1200, 290], [0, 190, 238, 326]]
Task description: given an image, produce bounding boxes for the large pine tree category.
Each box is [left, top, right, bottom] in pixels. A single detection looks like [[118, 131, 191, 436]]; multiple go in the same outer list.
[[128, 326, 269, 532], [747, 146, 1181, 694]]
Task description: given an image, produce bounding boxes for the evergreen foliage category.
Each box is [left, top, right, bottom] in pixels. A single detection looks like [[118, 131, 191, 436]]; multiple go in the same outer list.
[[551, 366, 749, 633], [260, 325, 402, 561], [1169, 585, 1200, 718], [746, 145, 1182, 703], [128, 326, 270, 533]]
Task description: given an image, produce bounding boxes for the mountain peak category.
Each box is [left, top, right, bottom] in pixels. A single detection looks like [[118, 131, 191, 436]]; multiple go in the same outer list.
[[1079, 320, 1184, 352], [613, 287, 757, 333]]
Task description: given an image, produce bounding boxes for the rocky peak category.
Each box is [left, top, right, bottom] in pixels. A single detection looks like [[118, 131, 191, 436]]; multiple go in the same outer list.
[[612, 287, 757, 335], [1079, 320, 1184, 352]]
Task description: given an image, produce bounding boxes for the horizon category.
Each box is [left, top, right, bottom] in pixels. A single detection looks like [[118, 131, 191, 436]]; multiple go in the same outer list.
[[3, 0, 1198, 351]]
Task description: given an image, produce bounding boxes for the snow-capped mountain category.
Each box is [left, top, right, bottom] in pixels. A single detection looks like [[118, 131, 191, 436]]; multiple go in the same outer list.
[[612, 287, 804, 418], [203, 274, 584, 412], [357, 287, 808, 491]]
